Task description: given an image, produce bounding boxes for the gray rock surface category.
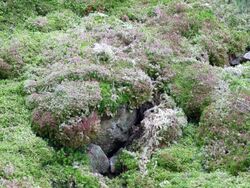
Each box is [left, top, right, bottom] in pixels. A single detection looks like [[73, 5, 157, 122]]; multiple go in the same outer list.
[[230, 52, 250, 66], [87, 144, 109, 174], [243, 51, 250, 60], [230, 56, 243, 66], [110, 155, 118, 174], [94, 107, 137, 154]]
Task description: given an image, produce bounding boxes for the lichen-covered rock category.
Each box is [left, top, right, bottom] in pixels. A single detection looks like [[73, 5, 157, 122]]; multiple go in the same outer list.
[[132, 97, 187, 174], [138, 103, 187, 152], [161, 63, 221, 120], [199, 92, 250, 174], [87, 144, 109, 174]]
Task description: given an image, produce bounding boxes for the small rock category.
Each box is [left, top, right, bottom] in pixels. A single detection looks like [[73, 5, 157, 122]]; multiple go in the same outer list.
[[87, 144, 109, 174], [230, 52, 250, 66], [243, 51, 250, 60], [230, 56, 243, 66], [110, 155, 118, 174]]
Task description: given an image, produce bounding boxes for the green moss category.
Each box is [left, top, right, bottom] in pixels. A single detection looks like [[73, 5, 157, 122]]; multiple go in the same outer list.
[[109, 170, 155, 188], [63, 0, 131, 16], [153, 146, 202, 172], [164, 63, 218, 120], [108, 124, 250, 187], [223, 62, 250, 94], [0, 80, 99, 187], [26, 10, 80, 32], [115, 150, 139, 172], [192, 9, 216, 22], [0, 31, 48, 78], [228, 31, 250, 55], [0, 0, 60, 31], [198, 91, 250, 174], [98, 82, 131, 115]]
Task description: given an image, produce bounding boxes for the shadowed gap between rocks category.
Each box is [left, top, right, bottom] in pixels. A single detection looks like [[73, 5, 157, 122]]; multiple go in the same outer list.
[[87, 102, 154, 177], [229, 47, 250, 66]]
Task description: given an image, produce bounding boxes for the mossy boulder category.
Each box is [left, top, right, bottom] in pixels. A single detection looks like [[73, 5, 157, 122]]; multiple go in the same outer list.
[[23, 15, 153, 149], [87, 144, 110, 174], [24, 29, 152, 148], [199, 92, 250, 174], [27, 69, 151, 149]]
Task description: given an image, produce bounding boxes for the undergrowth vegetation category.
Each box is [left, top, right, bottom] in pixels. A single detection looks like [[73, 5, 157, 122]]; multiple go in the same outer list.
[[0, 80, 99, 187], [0, 0, 249, 187]]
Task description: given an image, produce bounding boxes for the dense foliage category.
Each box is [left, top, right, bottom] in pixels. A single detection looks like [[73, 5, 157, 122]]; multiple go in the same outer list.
[[0, 0, 249, 187]]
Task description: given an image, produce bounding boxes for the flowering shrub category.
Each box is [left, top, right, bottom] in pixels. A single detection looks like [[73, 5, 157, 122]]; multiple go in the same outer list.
[[0, 38, 24, 77], [28, 81, 101, 117], [22, 15, 154, 148], [161, 63, 221, 120], [58, 112, 101, 148], [26, 10, 80, 32], [199, 93, 250, 174], [0, 32, 47, 77], [28, 81, 102, 147]]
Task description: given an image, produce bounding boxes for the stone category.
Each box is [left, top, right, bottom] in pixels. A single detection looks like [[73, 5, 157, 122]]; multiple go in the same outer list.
[[229, 56, 244, 66], [229, 52, 250, 66], [110, 155, 118, 174], [87, 144, 109, 174], [243, 51, 250, 60], [94, 107, 137, 154]]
